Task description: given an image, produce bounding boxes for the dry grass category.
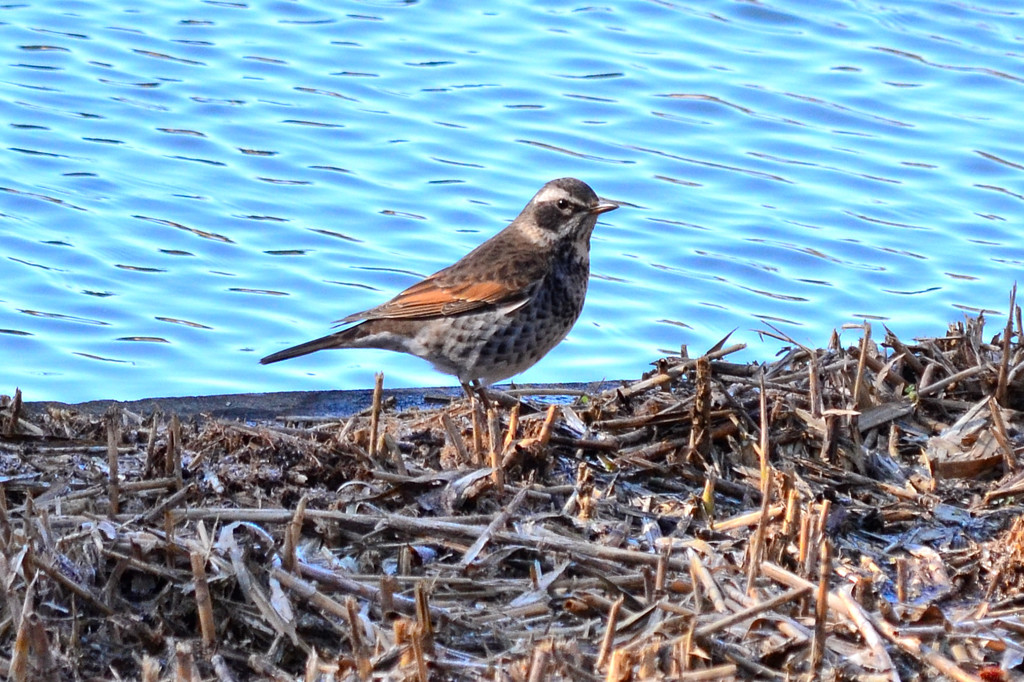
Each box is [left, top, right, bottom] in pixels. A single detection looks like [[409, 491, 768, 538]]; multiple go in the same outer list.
[[3, 293, 1024, 681]]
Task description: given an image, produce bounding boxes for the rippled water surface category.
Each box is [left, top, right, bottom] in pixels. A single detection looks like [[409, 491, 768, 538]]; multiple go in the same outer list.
[[3, 0, 1022, 402]]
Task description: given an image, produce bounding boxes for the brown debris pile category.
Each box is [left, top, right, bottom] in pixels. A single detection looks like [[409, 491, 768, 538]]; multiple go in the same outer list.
[[3, 300, 1024, 681]]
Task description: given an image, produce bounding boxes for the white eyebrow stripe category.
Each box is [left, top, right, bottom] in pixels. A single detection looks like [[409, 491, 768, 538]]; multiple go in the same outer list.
[[533, 186, 567, 204]]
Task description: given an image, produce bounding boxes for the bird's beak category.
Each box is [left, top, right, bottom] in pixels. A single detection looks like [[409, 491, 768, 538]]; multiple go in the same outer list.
[[590, 199, 619, 215]]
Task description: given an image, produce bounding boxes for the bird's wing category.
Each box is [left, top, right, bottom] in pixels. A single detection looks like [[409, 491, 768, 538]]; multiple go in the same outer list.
[[335, 242, 544, 324], [358, 277, 530, 320]]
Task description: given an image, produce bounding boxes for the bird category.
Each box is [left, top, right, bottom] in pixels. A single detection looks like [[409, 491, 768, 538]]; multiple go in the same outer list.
[[260, 177, 618, 399]]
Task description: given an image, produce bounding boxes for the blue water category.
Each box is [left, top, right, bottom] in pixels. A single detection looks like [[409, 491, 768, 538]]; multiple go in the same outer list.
[[2, 0, 1022, 403]]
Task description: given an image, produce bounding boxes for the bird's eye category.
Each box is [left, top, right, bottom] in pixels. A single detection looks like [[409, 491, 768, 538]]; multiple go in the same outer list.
[[557, 198, 570, 211]]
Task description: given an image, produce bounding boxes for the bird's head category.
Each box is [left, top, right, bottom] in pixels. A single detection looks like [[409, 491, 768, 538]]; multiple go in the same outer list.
[[515, 177, 618, 249]]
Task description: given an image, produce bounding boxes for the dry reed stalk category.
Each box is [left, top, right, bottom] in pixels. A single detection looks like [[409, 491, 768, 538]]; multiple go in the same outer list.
[[119, 477, 178, 493], [345, 596, 372, 677], [797, 509, 812, 579], [503, 402, 520, 449], [757, 371, 769, 487], [745, 472, 774, 594], [538, 403, 558, 446], [393, 618, 413, 667], [4, 387, 22, 438], [292, 548, 491, 618], [704, 638, 783, 679], [808, 348, 821, 418], [996, 283, 1016, 406], [1016, 287, 1024, 348], [411, 623, 429, 682], [31, 552, 114, 616], [870, 613, 984, 682], [810, 538, 831, 675], [414, 581, 434, 653], [983, 475, 1024, 505], [761, 561, 898, 680], [688, 354, 712, 461], [141, 656, 160, 682], [487, 407, 504, 492], [918, 364, 987, 398], [441, 410, 469, 463], [383, 430, 407, 476], [611, 343, 745, 400], [988, 397, 1017, 474], [896, 556, 908, 603], [690, 554, 726, 613], [174, 641, 199, 682], [247, 655, 292, 682], [884, 325, 926, 376], [700, 474, 715, 529], [776, 487, 801, 564], [283, 494, 307, 572], [166, 412, 178, 476], [853, 322, 871, 408], [637, 638, 661, 678], [676, 622, 695, 674], [398, 545, 412, 576], [274, 567, 355, 625], [688, 552, 704, 616], [803, 499, 830, 577], [0, 492, 10, 552], [675, 664, 738, 680], [655, 543, 669, 596], [302, 649, 320, 682], [21, 612, 57, 682], [132, 483, 190, 526], [834, 590, 898, 680], [332, 414, 357, 449], [380, 574, 396, 616], [106, 407, 120, 517], [471, 396, 485, 462], [596, 595, 624, 670], [164, 510, 176, 570], [607, 648, 629, 682], [369, 371, 383, 459], [619, 436, 690, 462], [190, 550, 216, 649], [170, 413, 184, 489], [692, 586, 810, 641], [746, 377, 773, 593], [143, 405, 158, 471], [527, 645, 549, 682], [226, 533, 301, 648], [813, 498, 831, 541], [8, 578, 33, 682], [459, 485, 527, 569]]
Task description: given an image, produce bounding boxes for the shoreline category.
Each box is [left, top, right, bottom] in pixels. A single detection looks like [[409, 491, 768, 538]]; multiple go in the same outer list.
[[20, 381, 623, 421]]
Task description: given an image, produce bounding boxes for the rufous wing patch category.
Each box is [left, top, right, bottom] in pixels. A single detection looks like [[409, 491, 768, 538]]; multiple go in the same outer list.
[[336, 277, 523, 323]]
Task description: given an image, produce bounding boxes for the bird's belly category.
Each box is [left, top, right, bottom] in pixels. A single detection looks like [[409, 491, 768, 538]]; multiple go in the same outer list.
[[427, 284, 586, 385]]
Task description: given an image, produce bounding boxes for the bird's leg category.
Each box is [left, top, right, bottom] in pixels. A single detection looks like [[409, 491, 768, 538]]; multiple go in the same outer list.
[[463, 379, 491, 410], [460, 381, 488, 459]]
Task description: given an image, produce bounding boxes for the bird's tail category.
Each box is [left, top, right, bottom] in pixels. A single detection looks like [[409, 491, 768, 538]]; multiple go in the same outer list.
[[260, 330, 352, 365]]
